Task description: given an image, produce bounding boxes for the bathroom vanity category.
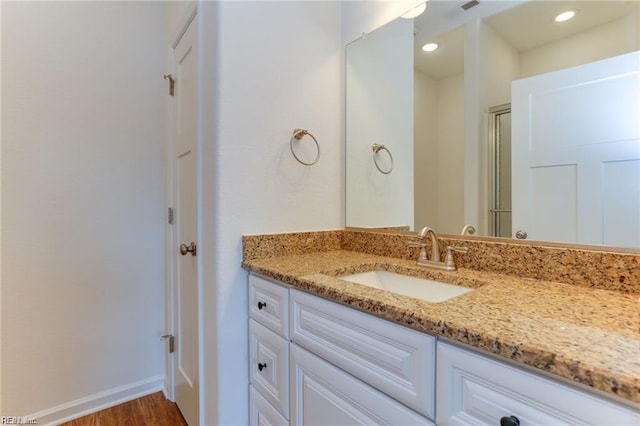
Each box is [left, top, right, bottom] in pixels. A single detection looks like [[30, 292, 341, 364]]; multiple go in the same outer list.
[[242, 230, 640, 425]]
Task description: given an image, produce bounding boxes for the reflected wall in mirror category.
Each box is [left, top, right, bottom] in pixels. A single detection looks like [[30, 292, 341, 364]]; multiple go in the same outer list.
[[345, 0, 640, 249]]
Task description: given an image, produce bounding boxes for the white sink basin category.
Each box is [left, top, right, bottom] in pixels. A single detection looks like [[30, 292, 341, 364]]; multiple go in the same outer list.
[[340, 270, 472, 303]]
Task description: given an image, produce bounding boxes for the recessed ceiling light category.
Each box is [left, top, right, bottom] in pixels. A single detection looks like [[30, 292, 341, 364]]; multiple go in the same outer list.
[[401, 2, 427, 19], [422, 42, 439, 52], [555, 9, 577, 23]]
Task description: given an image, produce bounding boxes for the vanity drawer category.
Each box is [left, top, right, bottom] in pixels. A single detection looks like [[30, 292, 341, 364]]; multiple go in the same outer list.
[[249, 273, 289, 338], [249, 319, 290, 419], [436, 342, 640, 425], [290, 289, 436, 420]]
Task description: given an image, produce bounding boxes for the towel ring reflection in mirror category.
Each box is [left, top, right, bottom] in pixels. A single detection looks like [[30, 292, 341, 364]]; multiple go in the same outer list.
[[372, 143, 393, 174], [290, 128, 320, 166]]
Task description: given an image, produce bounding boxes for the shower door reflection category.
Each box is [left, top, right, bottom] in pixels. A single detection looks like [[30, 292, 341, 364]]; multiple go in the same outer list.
[[489, 105, 512, 238]]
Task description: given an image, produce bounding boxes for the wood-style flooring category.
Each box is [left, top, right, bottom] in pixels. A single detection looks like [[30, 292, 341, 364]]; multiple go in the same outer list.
[[60, 392, 187, 426]]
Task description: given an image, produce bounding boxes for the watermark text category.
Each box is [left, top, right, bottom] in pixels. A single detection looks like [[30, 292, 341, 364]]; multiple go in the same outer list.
[[1, 417, 37, 425]]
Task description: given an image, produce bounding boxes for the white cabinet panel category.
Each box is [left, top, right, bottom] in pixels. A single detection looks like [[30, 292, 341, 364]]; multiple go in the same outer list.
[[250, 385, 289, 426], [250, 319, 290, 419], [249, 274, 290, 338], [602, 159, 640, 247], [530, 165, 577, 243], [436, 342, 639, 425], [290, 289, 435, 419], [291, 344, 433, 426]]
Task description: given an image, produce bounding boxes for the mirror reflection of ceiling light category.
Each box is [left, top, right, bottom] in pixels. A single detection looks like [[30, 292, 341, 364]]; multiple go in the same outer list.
[[401, 2, 427, 19], [555, 9, 577, 22], [422, 42, 439, 52]]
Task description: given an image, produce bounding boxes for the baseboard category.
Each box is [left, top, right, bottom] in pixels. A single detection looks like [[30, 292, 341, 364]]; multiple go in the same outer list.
[[26, 375, 165, 426], [161, 382, 173, 402]]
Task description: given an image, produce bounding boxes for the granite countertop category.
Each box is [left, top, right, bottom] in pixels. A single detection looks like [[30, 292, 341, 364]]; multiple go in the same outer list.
[[242, 249, 640, 406]]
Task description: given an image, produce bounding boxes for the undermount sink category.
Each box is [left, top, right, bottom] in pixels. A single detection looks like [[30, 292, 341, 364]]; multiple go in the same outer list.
[[340, 270, 473, 303]]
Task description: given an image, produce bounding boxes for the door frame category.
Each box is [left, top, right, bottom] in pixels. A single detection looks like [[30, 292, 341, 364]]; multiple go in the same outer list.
[[164, 3, 198, 404], [487, 103, 512, 238]]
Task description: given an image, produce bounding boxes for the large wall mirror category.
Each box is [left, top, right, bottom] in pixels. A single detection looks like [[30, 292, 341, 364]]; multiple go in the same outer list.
[[346, 0, 639, 250]]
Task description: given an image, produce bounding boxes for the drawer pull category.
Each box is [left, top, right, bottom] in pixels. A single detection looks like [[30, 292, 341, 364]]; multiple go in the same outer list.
[[257, 301, 267, 310], [500, 416, 520, 426], [258, 362, 267, 371]]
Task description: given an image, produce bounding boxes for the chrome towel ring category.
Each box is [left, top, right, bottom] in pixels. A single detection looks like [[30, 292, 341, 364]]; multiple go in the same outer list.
[[372, 143, 393, 174], [290, 128, 320, 166]]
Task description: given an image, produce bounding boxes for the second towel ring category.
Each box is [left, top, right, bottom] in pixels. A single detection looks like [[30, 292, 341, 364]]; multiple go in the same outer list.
[[372, 143, 393, 174], [290, 128, 320, 166]]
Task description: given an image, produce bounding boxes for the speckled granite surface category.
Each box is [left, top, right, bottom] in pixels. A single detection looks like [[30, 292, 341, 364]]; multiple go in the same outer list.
[[244, 229, 640, 293], [242, 230, 640, 405], [242, 230, 342, 261]]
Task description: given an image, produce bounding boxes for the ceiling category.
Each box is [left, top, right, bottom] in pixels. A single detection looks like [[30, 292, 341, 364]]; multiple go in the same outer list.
[[414, 0, 638, 79]]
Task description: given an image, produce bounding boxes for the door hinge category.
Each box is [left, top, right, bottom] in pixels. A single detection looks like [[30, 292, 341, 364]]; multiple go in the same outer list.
[[163, 74, 175, 96], [168, 207, 174, 225], [161, 334, 175, 353]]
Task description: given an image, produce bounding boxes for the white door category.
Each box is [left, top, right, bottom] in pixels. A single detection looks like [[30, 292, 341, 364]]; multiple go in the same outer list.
[[171, 16, 199, 426], [512, 51, 640, 247]]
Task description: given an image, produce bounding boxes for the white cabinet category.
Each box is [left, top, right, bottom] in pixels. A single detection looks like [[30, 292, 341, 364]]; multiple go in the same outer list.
[[290, 288, 435, 419], [248, 273, 639, 426], [250, 385, 289, 426], [249, 274, 291, 425], [249, 319, 290, 418], [249, 274, 434, 425], [249, 273, 290, 338], [290, 344, 434, 426], [436, 341, 639, 425]]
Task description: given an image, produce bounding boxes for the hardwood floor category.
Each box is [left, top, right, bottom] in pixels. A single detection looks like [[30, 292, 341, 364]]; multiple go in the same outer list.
[[61, 392, 187, 426]]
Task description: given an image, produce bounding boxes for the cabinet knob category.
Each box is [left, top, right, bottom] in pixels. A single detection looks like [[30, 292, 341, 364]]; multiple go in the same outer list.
[[500, 416, 520, 426], [257, 301, 267, 310], [258, 362, 267, 371]]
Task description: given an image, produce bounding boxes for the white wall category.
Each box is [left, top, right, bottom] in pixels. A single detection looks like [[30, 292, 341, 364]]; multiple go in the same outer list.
[[201, 2, 421, 421], [520, 13, 640, 78], [199, 2, 343, 424], [414, 71, 464, 234], [435, 73, 465, 234], [479, 22, 520, 109], [414, 71, 438, 229], [1, 1, 165, 420]]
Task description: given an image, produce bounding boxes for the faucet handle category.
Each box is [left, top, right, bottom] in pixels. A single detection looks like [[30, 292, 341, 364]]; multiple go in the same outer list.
[[444, 246, 468, 270], [407, 240, 428, 261]]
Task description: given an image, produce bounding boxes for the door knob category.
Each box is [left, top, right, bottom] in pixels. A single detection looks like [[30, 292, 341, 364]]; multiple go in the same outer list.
[[180, 242, 197, 256]]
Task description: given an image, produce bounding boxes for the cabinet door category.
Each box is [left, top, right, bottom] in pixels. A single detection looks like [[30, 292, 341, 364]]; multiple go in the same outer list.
[[290, 288, 435, 419], [436, 342, 640, 425], [291, 344, 433, 426], [250, 385, 289, 426], [250, 319, 290, 419]]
